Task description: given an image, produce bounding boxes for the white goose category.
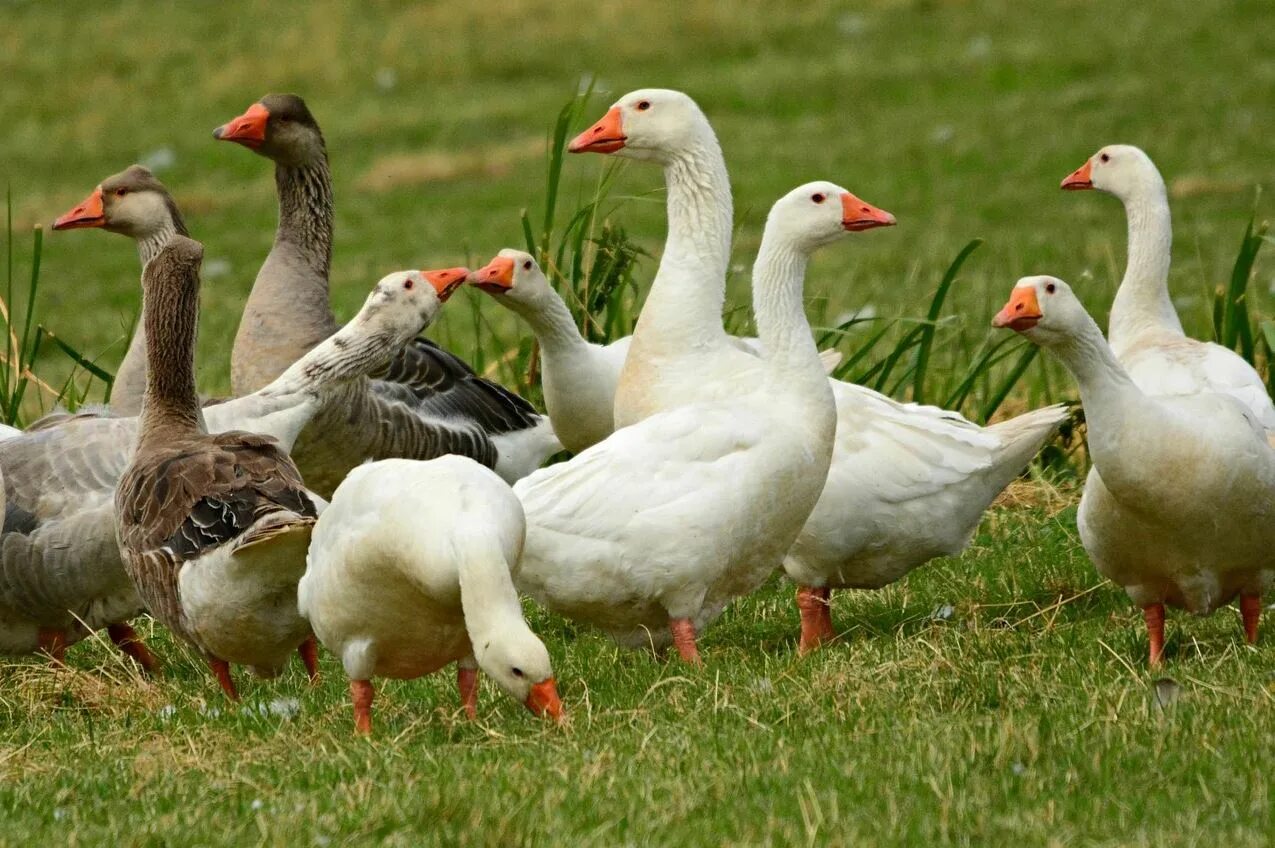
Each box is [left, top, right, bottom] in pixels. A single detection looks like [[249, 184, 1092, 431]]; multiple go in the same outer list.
[[512, 182, 873, 661], [1061, 145, 1275, 428], [468, 251, 839, 453], [299, 456, 563, 734], [570, 90, 1065, 650], [994, 275, 1274, 663]]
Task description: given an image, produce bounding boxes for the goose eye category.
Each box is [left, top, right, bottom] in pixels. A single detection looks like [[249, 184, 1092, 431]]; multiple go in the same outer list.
[[1099, 153, 1110, 163], [523, 260, 532, 270], [404, 278, 414, 290], [512, 667, 524, 678], [115, 188, 128, 197], [636, 100, 651, 111], [1045, 283, 1056, 294], [811, 193, 826, 204]]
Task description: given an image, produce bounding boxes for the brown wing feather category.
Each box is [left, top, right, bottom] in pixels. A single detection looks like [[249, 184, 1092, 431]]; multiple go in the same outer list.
[[114, 430, 317, 640]]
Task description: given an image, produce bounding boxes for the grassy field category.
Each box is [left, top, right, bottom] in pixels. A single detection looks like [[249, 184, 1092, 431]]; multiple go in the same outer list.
[[2, 1, 1275, 845]]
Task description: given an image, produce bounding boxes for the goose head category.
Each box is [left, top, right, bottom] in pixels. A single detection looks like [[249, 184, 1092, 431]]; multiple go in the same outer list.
[[468, 249, 554, 305], [475, 624, 564, 722], [766, 181, 896, 252], [568, 88, 712, 163], [992, 275, 1090, 347], [356, 267, 468, 341], [52, 165, 180, 238], [214, 93, 324, 166], [1061, 144, 1162, 200]]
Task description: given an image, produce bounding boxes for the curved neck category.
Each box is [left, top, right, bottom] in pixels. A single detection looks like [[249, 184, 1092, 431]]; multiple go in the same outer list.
[[263, 314, 408, 397], [505, 292, 588, 357], [751, 237, 824, 388], [631, 138, 734, 351], [112, 212, 192, 415], [454, 533, 527, 647], [1109, 182, 1179, 349], [1039, 318, 1140, 437], [138, 265, 203, 447]]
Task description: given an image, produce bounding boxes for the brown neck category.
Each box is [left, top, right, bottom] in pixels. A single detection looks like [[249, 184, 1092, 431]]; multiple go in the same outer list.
[[138, 257, 203, 445]]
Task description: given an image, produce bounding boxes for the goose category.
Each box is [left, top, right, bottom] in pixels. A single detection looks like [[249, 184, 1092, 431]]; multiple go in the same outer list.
[[468, 252, 841, 453], [299, 456, 564, 734], [115, 236, 322, 699], [52, 165, 190, 415], [568, 89, 736, 428], [994, 275, 1273, 663], [212, 94, 560, 493], [511, 182, 878, 661], [569, 91, 1065, 650], [0, 257, 465, 673], [1060, 145, 1275, 428]]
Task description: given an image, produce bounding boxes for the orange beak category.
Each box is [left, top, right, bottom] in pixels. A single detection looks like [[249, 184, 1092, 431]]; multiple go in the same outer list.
[[993, 286, 1043, 331], [213, 102, 270, 148], [470, 256, 516, 293], [567, 107, 626, 154], [524, 677, 564, 722], [1060, 159, 1093, 191], [52, 187, 106, 230], [422, 267, 469, 302], [840, 193, 897, 231]]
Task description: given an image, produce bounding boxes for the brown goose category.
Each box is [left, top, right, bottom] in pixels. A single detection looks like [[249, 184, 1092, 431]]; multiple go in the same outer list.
[[114, 235, 325, 700], [213, 94, 560, 495], [52, 165, 190, 416], [1, 263, 465, 673]]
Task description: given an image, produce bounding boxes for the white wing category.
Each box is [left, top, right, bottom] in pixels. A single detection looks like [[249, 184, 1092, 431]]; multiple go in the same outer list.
[[1122, 336, 1275, 429]]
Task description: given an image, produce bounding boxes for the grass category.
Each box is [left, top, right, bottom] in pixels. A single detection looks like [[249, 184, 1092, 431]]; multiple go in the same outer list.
[[3, 1, 1275, 844], [3, 498, 1273, 846]]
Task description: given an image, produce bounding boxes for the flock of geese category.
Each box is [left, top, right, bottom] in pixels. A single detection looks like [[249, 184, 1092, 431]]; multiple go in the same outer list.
[[0, 87, 1270, 735]]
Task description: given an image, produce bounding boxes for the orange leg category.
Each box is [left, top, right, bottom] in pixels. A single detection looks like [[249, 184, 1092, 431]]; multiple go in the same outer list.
[[209, 658, 240, 701], [297, 636, 321, 684], [1240, 594, 1261, 645], [1144, 604, 1166, 667], [796, 585, 835, 655], [351, 679, 374, 736], [669, 617, 702, 665], [37, 628, 67, 665], [107, 622, 160, 675], [457, 666, 479, 720]]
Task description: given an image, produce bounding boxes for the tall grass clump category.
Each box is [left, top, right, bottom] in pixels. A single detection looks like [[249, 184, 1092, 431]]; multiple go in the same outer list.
[[1, 191, 113, 426], [1211, 204, 1274, 393]]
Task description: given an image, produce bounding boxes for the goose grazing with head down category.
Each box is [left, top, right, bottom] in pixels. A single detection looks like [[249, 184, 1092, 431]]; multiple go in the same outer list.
[[52, 165, 190, 415], [300, 456, 564, 735], [212, 94, 559, 493], [0, 262, 463, 672], [512, 182, 876, 661], [468, 252, 841, 453], [994, 275, 1274, 663], [1060, 145, 1275, 428]]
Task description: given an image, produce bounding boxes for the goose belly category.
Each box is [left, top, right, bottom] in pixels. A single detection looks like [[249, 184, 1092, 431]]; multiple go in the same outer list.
[[1079, 468, 1275, 613], [302, 557, 470, 681], [177, 526, 313, 673]]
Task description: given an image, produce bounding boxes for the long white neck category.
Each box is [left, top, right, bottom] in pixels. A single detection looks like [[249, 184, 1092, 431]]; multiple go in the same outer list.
[[629, 135, 734, 353], [751, 236, 830, 397], [453, 533, 529, 654], [1108, 178, 1179, 350], [504, 291, 590, 359], [1037, 317, 1142, 458]]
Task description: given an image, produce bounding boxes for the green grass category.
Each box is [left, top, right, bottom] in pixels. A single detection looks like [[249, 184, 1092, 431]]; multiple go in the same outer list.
[[3, 1, 1275, 844], [3, 499, 1272, 846]]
